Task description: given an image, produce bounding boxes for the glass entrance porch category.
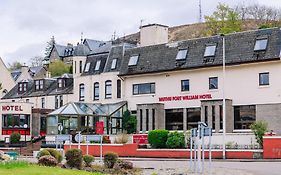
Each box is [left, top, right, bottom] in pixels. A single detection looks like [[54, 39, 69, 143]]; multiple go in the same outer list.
[[47, 101, 127, 135]]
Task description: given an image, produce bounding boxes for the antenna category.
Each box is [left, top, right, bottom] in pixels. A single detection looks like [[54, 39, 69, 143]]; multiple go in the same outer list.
[[80, 32, 84, 43], [140, 19, 144, 28], [199, 0, 202, 23]]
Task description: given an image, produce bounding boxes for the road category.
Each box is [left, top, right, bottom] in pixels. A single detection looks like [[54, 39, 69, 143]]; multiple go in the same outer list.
[[130, 159, 281, 175]]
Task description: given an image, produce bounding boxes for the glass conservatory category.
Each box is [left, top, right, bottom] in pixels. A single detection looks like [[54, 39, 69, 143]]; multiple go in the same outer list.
[[47, 101, 127, 135]]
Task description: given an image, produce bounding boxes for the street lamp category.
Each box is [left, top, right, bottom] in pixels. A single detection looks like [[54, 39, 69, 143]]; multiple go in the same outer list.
[[221, 34, 226, 159]]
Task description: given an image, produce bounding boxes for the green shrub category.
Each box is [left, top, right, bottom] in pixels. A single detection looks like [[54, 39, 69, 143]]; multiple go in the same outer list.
[[104, 152, 118, 168], [38, 155, 58, 167], [166, 131, 185, 149], [37, 149, 51, 159], [148, 129, 169, 148], [250, 120, 268, 148], [114, 159, 133, 170], [83, 155, 94, 167], [46, 149, 63, 163], [65, 149, 83, 169], [10, 133, 21, 144], [37, 149, 62, 163], [122, 110, 137, 134]]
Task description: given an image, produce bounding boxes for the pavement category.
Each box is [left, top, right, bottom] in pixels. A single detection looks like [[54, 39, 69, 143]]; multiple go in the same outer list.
[[18, 156, 281, 175]]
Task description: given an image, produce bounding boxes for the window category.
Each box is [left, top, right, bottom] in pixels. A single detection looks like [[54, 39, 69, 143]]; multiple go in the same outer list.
[[254, 39, 268, 51], [209, 77, 218, 90], [117, 80, 121, 98], [152, 109, 155, 130], [204, 106, 208, 124], [3, 114, 30, 128], [146, 109, 149, 131], [234, 105, 256, 129], [79, 84, 85, 101], [93, 82, 99, 100], [219, 105, 223, 130], [204, 45, 216, 57], [55, 96, 59, 109], [74, 61, 77, 74], [26, 99, 30, 103], [105, 80, 112, 99], [133, 83, 155, 95], [35, 80, 44, 91], [128, 55, 139, 66], [57, 79, 65, 88], [18, 82, 27, 93], [59, 95, 63, 107], [176, 49, 188, 60], [187, 108, 201, 129], [79, 61, 83, 73], [165, 109, 183, 130], [181, 80, 190, 91], [41, 98, 45, 109], [140, 109, 143, 132], [95, 60, 101, 71], [111, 58, 117, 69], [84, 62, 91, 72], [212, 106, 215, 129], [259, 72, 269, 86]]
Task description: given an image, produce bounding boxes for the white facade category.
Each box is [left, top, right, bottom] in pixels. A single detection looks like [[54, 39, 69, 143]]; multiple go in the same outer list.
[[124, 61, 281, 110]]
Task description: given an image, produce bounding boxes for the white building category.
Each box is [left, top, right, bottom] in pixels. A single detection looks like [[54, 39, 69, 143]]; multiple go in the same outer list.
[[1, 25, 281, 143]]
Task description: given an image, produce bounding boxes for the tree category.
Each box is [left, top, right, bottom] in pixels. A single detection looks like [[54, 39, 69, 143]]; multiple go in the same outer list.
[[8, 61, 23, 71], [250, 120, 268, 148], [122, 110, 137, 134], [235, 3, 281, 28], [205, 3, 242, 35], [48, 60, 71, 77], [30, 56, 44, 67], [45, 36, 56, 57]]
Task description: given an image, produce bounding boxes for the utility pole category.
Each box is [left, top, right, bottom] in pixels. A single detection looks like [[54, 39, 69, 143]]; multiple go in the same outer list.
[[222, 34, 226, 159], [199, 0, 202, 23]]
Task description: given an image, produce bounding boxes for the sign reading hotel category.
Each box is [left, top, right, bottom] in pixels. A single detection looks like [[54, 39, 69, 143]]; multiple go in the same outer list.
[[159, 94, 212, 102], [1, 105, 23, 112]]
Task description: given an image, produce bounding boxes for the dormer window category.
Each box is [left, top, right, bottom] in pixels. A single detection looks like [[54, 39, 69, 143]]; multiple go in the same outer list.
[[57, 78, 65, 88], [35, 80, 44, 91], [84, 62, 90, 72], [204, 45, 216, 57], [254, 38, 268, 51], [176, 49, 188, 60], [95, 60, 101, 71], [111, 58, 117, 69], [18, 82, 28, 93], [128, 55, 139, 66]]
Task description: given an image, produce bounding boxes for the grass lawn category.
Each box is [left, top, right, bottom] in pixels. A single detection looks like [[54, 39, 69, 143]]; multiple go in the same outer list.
[[0, 162, 105, 175]]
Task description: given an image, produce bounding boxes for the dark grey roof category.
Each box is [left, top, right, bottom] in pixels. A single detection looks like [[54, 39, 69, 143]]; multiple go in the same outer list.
[[2, 77, 73, 99], [54, 44, 67, 57], [84, 39, 112, 55], [11, 70, 22, 81], [74, 43, 90, 56], [104, 44, 135, 73], [119, 28, 281, 76], [81, 53, 109, 76]]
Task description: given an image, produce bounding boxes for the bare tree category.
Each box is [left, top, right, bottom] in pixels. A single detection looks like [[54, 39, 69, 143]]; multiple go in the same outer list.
[[30, 56, 44, 67]]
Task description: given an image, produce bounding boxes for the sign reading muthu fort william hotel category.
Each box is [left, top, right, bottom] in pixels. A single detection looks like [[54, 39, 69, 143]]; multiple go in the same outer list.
[[1, 105, 23, 111], [159, 94, 212, 102]]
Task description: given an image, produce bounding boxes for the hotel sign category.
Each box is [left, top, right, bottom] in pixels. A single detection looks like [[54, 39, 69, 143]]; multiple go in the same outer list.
[[1, 105, 23, 112], [159, 94, 212, 102]]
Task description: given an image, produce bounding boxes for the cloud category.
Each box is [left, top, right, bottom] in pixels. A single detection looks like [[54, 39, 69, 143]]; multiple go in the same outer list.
[[0, 0, 279, 65]]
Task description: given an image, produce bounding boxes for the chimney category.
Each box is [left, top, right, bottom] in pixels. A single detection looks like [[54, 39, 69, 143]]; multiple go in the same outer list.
[[21, 65, 29, 74], [140, 24, 168, 47]]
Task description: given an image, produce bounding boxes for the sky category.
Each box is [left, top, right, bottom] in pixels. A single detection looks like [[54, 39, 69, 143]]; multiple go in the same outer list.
[[0, 0, 280, 66]]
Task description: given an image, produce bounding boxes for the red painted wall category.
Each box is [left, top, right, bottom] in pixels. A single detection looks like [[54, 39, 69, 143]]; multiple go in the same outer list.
[[263, 136, 281, 159], [64, 144, 255, 159]]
